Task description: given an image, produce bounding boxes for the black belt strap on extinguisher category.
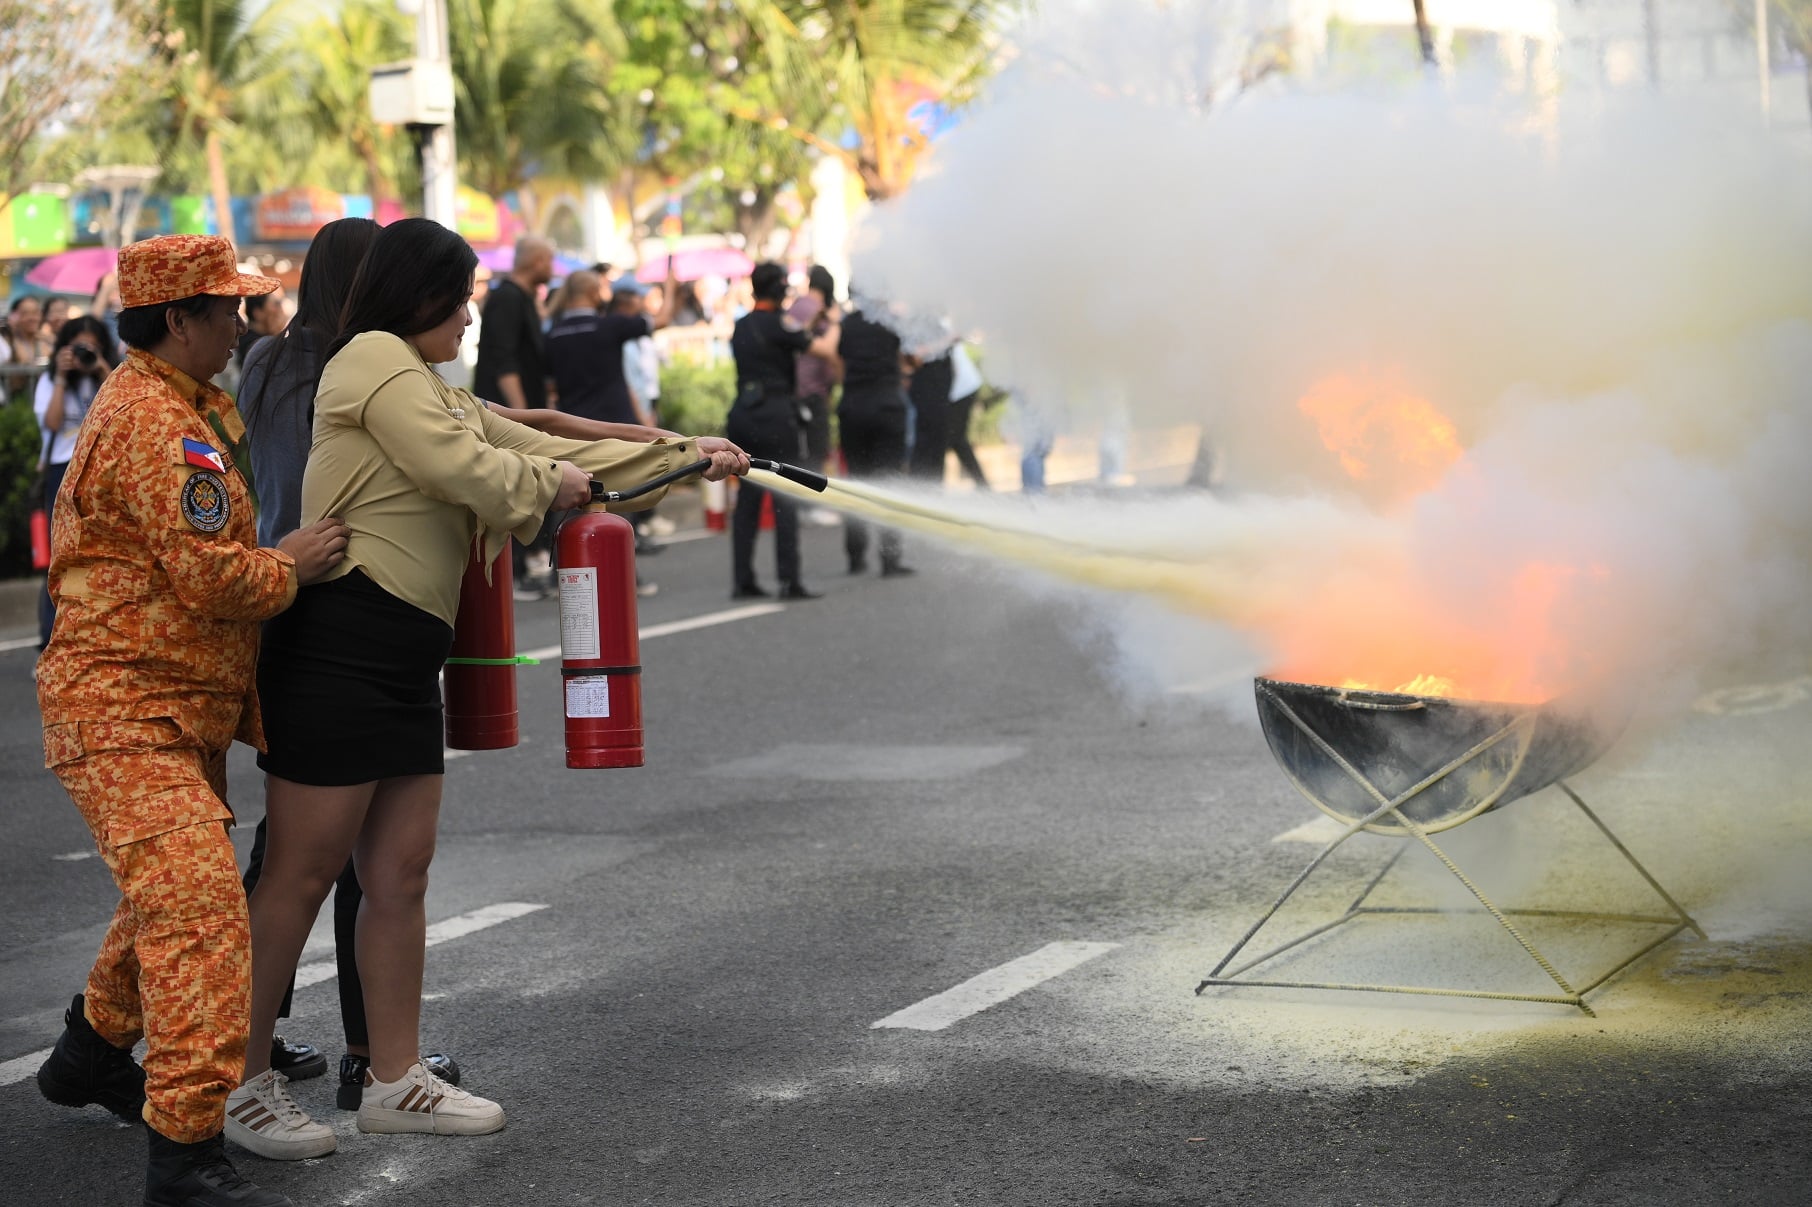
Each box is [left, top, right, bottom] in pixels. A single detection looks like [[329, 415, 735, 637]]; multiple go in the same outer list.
[[587, 457, 829, 504]]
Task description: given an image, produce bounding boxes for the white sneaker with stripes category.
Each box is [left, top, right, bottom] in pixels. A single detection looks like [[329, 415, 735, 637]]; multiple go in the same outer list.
[[223, 1068, 338, 1160], [356, 1060, 505, 1136]]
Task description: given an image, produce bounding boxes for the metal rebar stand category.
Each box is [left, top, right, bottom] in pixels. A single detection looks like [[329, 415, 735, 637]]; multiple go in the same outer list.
[[1195, 706, 1704, 1016]]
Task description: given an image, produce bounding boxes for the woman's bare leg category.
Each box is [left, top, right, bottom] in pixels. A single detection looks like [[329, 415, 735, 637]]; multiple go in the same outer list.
[[243, 776, 376, 1081], [351, 774, 443, 1084]]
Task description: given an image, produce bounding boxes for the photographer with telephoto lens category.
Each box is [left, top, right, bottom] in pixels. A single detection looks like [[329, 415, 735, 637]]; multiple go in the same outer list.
[[34, 316, 117, 650]]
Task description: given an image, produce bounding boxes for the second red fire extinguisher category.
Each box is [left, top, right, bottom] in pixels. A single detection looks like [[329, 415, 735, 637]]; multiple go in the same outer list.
[[556, 456, 829, 770]]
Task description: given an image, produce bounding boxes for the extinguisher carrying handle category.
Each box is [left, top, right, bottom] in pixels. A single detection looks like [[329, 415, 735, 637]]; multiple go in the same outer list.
[[588, 457, 828, 504]]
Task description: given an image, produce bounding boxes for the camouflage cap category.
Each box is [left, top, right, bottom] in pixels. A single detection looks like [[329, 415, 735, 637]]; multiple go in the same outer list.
[[118, 235, 282, 308]]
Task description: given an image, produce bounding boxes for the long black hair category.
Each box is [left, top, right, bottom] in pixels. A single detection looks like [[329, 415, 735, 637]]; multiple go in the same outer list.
[[241, 217, 380, 429], [51, 316, 117, 391], [330, 218, 478, 358]]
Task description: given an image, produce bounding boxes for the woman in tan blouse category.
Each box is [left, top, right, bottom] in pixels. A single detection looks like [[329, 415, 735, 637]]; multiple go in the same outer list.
[[229, 219, 745, 1158]]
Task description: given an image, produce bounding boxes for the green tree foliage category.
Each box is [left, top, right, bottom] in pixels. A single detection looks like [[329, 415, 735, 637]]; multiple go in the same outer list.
[[269, 0, 416, 199], [738, 0, 1019, 199], [44, 0, 1023, 231]]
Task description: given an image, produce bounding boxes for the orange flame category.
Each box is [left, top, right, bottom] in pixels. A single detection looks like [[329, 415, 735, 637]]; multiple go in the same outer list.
[[1298, 373, 1463, 498], [1273, 374, 1604, 704]]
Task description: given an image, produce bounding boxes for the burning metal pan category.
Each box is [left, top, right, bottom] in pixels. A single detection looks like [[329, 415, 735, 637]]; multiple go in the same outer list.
[[1193, 677, 1700, 1014], [1254, 676, 1619, 836]]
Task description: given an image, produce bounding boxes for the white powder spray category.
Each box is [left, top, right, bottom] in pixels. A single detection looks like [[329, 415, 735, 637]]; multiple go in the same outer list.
[[838, 0, 1812, 727], [809, 0, 1812, 1070]]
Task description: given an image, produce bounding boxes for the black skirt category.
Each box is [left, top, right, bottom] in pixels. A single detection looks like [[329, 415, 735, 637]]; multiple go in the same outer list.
[[257, 569, 455, 786]]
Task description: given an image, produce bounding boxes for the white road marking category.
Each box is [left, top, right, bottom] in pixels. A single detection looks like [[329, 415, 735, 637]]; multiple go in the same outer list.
[[51, 851, 97, 862], [0, 903, 550, 1084], [1271, 815, 1351, 844], [870, 941, 1120, 1032], [292, 902, 547, 990], [0, 635, 40, 654], [519, 602, 786, 662], [0, 1049, 51, 1088], [1694, 676, 1812, 717]]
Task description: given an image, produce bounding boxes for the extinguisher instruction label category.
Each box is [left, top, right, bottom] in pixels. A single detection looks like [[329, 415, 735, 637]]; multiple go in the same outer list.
[[565, 677, 611, 718], [558, 567, 601, 661]]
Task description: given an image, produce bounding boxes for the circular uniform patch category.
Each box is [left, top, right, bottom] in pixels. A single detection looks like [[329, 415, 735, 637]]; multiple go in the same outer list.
[[180, 470, 230, 533]]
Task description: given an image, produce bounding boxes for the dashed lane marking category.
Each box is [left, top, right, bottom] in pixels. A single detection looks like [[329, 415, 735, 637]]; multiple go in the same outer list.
[[0, 903, 548, 1085], [870, 941, 1120, 1032], [0, 1049, 50, 1090], [293, 902, 547, 989]]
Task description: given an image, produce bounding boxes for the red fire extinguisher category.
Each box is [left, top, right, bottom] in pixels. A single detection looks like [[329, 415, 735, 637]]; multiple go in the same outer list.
[[558, 456, 829, 769], [557, 506, 644, 768], [444, 541, 521, 750], [30, 507, 51, 571]]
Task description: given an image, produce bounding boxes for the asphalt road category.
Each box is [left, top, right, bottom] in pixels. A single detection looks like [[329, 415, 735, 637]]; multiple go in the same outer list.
[[1, 508, 1808, 1207]]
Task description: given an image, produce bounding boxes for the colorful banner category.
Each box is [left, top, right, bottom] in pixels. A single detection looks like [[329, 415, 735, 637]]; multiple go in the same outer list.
[[255, 186, 347, 242], [0, 192, 68, 258], [456, 186, 500, 244]]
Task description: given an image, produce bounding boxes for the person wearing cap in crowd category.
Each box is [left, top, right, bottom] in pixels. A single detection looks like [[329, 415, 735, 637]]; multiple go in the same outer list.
[[33, 233, 350, 1207], [725, 262, 840, 600]]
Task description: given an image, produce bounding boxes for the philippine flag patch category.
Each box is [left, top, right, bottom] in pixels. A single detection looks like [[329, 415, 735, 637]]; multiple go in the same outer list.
[[182, 437, 228, 472]]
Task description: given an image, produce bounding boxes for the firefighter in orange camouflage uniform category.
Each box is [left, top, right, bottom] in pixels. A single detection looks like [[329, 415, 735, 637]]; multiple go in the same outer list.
[[33, 235, 350, 1207]]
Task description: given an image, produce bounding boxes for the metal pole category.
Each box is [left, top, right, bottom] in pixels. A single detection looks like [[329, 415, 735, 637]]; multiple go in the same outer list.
[[1412, 0, 1437, 69], [417, 0, 458, 229], [1757, 0, 1773, 126]]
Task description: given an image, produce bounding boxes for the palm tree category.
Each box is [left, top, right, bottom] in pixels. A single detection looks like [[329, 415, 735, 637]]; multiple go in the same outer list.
[[289, 0, 414, 200], [163, 0, 285, 242], [730, 0, 1022, 200], [448, 0, 604, 221]]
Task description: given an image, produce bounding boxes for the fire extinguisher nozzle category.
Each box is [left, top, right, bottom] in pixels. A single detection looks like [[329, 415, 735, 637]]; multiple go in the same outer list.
[[752, 459, 829, 493]]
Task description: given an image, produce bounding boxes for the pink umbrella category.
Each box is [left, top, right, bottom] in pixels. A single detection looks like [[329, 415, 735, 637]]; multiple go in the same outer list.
[[636, 247, 754, 284], [25, 247, 119, 297]]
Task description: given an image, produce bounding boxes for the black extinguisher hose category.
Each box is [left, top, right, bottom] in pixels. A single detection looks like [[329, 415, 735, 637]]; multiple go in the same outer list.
[[588, 457, 828, 504]]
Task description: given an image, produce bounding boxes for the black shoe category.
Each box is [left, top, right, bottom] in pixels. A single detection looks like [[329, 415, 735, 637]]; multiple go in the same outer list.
[[634, 536, 665, 556], [847, 556, 868, 575], [880, 563, 917, 578], [336, 1052, 461, 1111], [335, 1054, 367, 1112], [731, 583, 771, 600], [37, 993, 146, 1122], [269, 1035, 326, 1082], [145, 1129, 291, 1207], [424, 1051, 461, 1087], [779, 583, 822, 600]]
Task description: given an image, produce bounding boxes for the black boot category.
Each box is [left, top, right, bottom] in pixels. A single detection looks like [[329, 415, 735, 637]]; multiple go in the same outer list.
[[36, 993, 146, 1121], [145, 1130, 292, 1207], [337, 1051, 461, 1110], [268, 1035, 326, 1082]]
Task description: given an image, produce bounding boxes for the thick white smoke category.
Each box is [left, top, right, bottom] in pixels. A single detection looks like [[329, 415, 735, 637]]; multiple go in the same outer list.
[[845, 0, 1812, 723]]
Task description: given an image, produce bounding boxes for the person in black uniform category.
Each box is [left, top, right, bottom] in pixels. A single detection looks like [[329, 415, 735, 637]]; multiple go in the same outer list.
[[725, 263, 839, 599], [836, 301, 914, 577], [906, 344, 955, 484]]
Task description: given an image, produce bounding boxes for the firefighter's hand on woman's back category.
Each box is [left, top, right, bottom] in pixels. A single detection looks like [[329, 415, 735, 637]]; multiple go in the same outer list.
[[694, 435, 750, 480], [276, 515, 352, 585]]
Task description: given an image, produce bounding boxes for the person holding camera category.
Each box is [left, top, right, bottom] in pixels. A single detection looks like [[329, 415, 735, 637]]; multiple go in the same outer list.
[[33, 316, 117, 650]]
